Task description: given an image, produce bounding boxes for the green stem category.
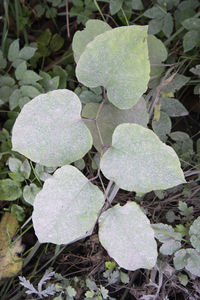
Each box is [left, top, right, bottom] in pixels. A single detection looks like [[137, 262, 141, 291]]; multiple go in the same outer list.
[[94, 0, 106, 22]]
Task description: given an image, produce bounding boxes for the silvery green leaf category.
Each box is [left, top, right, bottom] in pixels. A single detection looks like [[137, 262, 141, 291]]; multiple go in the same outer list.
[[32, 165, 104, 244], [7, 157, 22, 173], [162, 74, 190, 93], [74, 158, 85, 170], [8, 39, 20, 62], [82, 98, 148, 152], [109, 0, 123, 15], [20, 159, 31, 179], [132, 0, 144, 10], [23, 183, 41, 205], [152, 112, 172, 142], [183, 30, 200, 52], [174, 248, 200, 276], [15, 62, 27, 80], [144, 7, 166, 18], [72, 19, 111, 63], [20, 85, 41, 98], [19, 71, 42, 85], [189, 217, 200, 251], [160, 240, 181, 255], [12, 89, 92, 167], [0, 75, 15, 87], [182, 17, 200, 30], [147, 35, 168, 65], [153, 223, 182, 242], [98, 202, 157, 270], [19, 46, 37, 60], [163, 13, 173, 37], [160, 97, 188, 117], [76, 25, 150, 109], [100, 124, 185, 193], [148, 18, 163, 35], [35, 164, 56, 181], [190, 64, 200, 75], [120, 271, 129, 284]]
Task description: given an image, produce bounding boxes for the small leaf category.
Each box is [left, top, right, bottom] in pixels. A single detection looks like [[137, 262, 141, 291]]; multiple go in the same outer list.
[[182, 17, 200, 30], [98, 202, 157, 270], [189, 217, 200, 251], [144, 7, 166, 18], [178, 273, 188, 286], [100, 124, 185, 193], [183, 30, 200, 52], [8, 40, 20, 62], [19, 70, 42, 85], [19, 46, 37, 60], [147, 35, 168, 65], [11, 204, 25, 222], [50, 34, 64, 52], [148, 18, 163, 35], [190, 64, 200, 76], [152, 111, 172, 142], [72, 19, 111, 63], [76, 25, 150, 109], [0, 179, 22, 201], [12, 89, 93, 167], [163, 13, 173, 37], [174, 248, 200, 277], [20, 85, 41, 98], [132, 0, 144, 10], [162, 74, 190, 93], [15, 61, 27, 80], [37, 29, 52, 46], [120, 271, 129, 284], [109, 0, 123, 15], [32, 165, 105, 244], [23, 183, 41, 205], [160, 97, 188, 117]]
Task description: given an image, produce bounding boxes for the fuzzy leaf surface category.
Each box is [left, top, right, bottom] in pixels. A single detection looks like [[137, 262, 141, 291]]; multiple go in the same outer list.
[[76, 25, 150, 109], [189, 217, 200, 251], [100, 124, 185, 193], [72, 19, 111, 63], [98, 202, 157, 270], [12, 89, 92, 167], [32, 165, 104, 244]]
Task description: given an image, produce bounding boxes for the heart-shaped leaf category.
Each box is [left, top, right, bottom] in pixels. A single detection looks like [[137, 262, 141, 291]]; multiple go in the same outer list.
[[32, 165, 105, 244], [76, 25, 150, 109], [72, 19, 111, 63], [98, 202, 157, 270], [12, 89, 92, 167], [100, 124, 185, 193]]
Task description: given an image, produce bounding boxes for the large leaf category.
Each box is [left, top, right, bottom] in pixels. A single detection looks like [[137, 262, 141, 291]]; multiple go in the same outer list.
[[32, 165, 104, 244], [72, 19, 111, 63], [12, 89, 92, 167], [82, 98, 148, 152], [76, 25, 150, 109], [100, 124, 185, 193], [98, 202, 157, 270]]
